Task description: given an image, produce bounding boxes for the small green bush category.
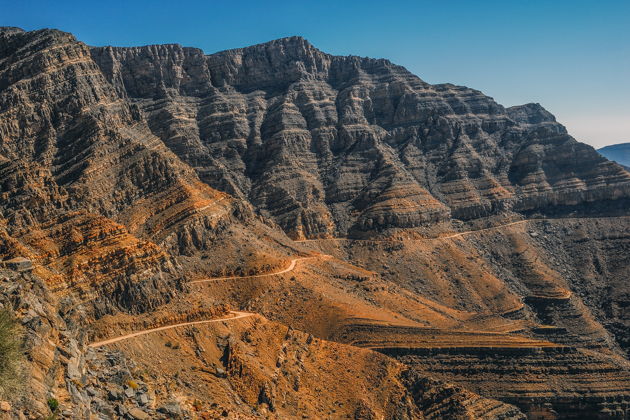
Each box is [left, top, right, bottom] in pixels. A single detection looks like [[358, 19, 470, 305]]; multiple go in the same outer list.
[[0, 308, 24, 399], [47, 397, 59, 412]]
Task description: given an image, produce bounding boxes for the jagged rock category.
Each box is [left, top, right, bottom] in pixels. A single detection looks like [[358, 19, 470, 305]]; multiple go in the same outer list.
[[107, 386, 122, 401], [128, 407, 149, 420], [1, 257, 32, 272], [136, 393, 148, 405], [1, 25, 629, 420], [157, 402, 182, 416], [66, 357, 82, 380], [91, 37, 630, 239]]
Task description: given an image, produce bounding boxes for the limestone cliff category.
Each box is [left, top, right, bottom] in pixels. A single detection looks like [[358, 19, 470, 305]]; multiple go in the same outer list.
[[91, 36, 630, 239], [2, 27, 630, 419]]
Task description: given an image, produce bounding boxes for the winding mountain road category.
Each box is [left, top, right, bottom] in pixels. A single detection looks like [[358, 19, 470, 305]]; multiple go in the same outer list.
[[189, 255, 324, 285], [437, 220, 528, 240], [88, 311, 254, 348], [84, 218, 578, 350], [86, 255, 329, 347], [295, 219, 532, 243]]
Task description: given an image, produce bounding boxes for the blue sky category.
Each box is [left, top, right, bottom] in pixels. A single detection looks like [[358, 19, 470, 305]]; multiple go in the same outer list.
[[1, 0, 628, 148]]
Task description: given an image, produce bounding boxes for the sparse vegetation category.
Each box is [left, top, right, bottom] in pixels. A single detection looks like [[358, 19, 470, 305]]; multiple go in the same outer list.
[[0, 308, 24, 399], [165, 340, 180, 349], [47, 397, 59, 413]]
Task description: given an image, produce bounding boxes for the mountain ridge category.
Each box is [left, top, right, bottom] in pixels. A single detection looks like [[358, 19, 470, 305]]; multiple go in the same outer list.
[[598, 142, 630, 168], [1, 27, 630, 419], [89, 34, 630, 239]]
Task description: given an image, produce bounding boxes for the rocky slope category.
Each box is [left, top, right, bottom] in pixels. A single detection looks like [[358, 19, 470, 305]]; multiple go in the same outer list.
[[0, 26, 299, 314], [91, 37, 630, 239], [1, 26, 630, 419]]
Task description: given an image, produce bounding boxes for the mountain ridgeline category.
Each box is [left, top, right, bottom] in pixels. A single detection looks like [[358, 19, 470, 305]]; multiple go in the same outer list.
[[90, 36, 630, 239], [599, 143, 630, 169], [1, 27, 630, 419]]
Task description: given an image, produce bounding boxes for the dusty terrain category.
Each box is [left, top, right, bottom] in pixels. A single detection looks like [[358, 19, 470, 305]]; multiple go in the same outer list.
[[0, 26, 630, 419]]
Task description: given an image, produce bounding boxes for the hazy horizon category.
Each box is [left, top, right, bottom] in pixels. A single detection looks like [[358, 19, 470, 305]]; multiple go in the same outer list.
[[600, 141, 630, 149], [2, 0, 628, 148]]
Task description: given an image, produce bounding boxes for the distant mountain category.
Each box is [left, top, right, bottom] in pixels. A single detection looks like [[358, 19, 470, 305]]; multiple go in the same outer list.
[[598, 142, 630, 168]]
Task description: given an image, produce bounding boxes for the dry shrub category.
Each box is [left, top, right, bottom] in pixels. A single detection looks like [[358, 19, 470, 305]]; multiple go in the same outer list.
[[0, 308, 24, 399]]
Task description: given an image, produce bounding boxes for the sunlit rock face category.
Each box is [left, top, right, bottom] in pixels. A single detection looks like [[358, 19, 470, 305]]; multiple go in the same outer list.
[[91, 36, 630, 239], [0, 27, 279, 316], [2, 26, 630, 419]]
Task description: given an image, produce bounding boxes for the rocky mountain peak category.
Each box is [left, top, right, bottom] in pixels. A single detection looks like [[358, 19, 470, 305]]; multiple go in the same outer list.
[[206, 35, 332, 91], [507, 102, 558, 125], [218, 35, 318, 56], [2, 27, 630, 420], [88, 34, 630, 239], [0, 26, 25, 35]]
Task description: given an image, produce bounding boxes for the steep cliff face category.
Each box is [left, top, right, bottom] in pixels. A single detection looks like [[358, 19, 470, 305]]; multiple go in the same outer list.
[[0, 28, 296, 308], [0, 28, 243, 242], [91, 37, 630, 239], [3, 26, 630, 419]]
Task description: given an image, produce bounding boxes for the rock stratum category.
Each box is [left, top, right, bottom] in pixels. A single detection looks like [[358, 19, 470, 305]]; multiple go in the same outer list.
[[0, 27, 629, 419], [91, 36, 630, 239]]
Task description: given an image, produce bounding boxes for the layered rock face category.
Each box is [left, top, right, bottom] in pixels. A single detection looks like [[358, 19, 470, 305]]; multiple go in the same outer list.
[[2, 26, 630, 420], [91, 37, 630, 239], [0, 28, 243, 244], [0, 27, 291, 311]]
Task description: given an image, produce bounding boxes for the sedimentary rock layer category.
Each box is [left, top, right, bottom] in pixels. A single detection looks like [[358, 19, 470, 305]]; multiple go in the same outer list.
[[2, 26, 630, 419], [91, 37, 630, 239]]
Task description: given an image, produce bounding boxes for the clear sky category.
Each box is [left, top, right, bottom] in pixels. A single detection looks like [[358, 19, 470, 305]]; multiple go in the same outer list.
[[1, 0, 628, 148]]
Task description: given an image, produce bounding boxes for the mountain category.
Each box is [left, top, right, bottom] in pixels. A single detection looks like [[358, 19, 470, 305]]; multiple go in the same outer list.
[[90, 37, 630, 239], [599, 142, 630, 168], [1, 27, 630, 419]]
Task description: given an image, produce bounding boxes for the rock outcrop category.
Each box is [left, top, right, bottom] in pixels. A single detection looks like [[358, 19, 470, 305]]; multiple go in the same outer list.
[[2, 26, 630, 420], [91, 37, 630, 239]]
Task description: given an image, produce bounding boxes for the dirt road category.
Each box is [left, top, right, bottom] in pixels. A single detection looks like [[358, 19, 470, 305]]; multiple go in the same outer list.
[[88, 311, 254, 348], [189, 255, 325, 285]]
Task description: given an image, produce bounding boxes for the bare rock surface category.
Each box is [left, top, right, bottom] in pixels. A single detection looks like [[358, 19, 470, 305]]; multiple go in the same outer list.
[[91, 37, 630, 239], [1, 26, 630, 420]]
